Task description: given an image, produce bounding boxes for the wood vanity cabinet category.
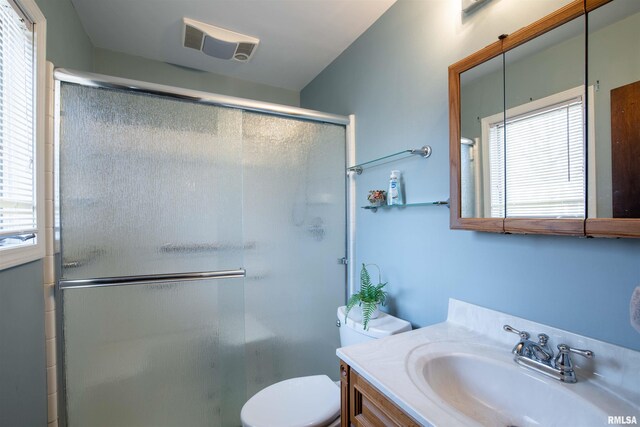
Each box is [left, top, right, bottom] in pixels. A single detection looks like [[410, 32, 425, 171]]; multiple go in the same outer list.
[[339, 360, 420, 427]]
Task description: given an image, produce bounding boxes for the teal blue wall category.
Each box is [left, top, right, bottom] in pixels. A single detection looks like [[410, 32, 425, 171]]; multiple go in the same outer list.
[[302, 0, 640, 350], [0, 260, 47, 426], [34, 0, 93, 69]]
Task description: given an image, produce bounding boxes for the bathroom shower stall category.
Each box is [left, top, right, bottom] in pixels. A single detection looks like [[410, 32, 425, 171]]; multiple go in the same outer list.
[[54, 70, 351, 427]]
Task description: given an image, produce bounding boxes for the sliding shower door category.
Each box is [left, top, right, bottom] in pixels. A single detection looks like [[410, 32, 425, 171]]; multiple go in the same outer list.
[[59, 85, 244, 279], [242, 112, 345, 398], [57, 80, 346, 427], [59, 84, 246, 427], [62, 279, 245, 427]]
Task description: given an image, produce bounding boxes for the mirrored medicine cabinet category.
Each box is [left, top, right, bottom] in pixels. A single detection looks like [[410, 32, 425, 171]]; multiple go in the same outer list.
[[449, 0, 640, 237]]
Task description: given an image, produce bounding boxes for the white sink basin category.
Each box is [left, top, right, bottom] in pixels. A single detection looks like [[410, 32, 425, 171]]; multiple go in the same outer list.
[[406, 341, 635, 427]]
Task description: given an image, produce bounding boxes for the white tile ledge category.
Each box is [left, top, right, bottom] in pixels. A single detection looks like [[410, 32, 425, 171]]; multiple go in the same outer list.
[[336, 299, 640, 427]]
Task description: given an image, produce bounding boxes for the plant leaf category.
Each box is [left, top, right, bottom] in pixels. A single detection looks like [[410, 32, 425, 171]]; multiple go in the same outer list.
[[360, 263, 372, 288], [345, 294, 362, 322], [361, 301, 377, 330], [353, 263, 390, 329]]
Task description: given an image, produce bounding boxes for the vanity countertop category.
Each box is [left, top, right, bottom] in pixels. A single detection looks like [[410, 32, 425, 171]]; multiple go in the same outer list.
[[336, 299, 640, 427]]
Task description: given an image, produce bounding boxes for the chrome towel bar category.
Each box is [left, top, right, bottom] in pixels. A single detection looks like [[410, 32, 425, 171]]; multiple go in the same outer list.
[[58, 269, 246, 289]]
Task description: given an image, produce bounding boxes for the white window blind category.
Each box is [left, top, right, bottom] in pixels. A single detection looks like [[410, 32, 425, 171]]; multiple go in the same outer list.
[[488, 97, 585, 218], [0, 0, 36, 248]]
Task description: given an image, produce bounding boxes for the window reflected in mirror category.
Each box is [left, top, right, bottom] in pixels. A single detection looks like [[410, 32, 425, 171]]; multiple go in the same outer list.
[[503, 16, 586, 218], [489, 88, 586, 218]]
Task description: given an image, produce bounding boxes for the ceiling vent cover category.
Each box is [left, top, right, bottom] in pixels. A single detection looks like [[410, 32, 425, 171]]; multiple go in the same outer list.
[[183, 18, 259, 62]]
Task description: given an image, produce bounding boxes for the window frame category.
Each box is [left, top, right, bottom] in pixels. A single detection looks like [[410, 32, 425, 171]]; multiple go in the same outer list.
[[480, 86, 596, 219], [0, 0, 46, 270]]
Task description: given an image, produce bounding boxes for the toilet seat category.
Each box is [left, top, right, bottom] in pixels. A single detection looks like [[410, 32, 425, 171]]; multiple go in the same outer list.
[[241, 375, 340, 427]]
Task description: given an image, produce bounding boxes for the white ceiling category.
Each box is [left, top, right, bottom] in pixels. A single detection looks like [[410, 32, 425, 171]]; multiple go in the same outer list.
[[71, 0, 397, 91]]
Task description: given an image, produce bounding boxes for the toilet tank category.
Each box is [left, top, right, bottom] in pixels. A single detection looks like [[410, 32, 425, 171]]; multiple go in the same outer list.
[[337, 306, 411, 347]]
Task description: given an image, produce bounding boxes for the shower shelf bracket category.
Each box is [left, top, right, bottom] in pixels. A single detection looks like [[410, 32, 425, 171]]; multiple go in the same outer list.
[[362, 200, 449, 212], [346, 145, 432, 175]]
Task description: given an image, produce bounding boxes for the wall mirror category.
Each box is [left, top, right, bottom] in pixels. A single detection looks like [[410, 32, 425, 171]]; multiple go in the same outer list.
[[450, 0, 640, 238], [459, 55, 503, 221], [585, 0, 640, 237], [502, 14, 585, 235]]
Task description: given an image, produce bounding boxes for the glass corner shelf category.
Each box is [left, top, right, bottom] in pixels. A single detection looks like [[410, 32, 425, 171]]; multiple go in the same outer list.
[[362, 200, 449, 212], [347, 145, 432, 174]]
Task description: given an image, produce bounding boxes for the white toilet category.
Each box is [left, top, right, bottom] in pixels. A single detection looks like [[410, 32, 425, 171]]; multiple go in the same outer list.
[[240, 306, 412, 427]]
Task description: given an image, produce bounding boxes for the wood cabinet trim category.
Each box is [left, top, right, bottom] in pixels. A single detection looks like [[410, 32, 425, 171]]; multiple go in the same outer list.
[[504, 219, 585, 236], [449, 65, 462, 230], [585, 219, 640, 238], [501, 0, 585, 51], [339, 361, 350, 427], [449, 43, 504, 234], [449, 40, 503, 75], [452, 218, 505, 233], [341, 360, 421, 427]]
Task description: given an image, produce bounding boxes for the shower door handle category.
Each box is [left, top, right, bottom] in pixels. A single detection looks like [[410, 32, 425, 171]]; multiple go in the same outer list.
[[58, 268, 246, 290]]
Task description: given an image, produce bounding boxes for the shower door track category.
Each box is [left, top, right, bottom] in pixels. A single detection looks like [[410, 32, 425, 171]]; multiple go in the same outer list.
[[54, 68, 350, 125], [58, 269, 246, 290]]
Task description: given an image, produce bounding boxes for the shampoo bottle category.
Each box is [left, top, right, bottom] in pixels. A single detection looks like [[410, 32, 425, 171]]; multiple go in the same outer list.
[[387, 170, 403, 205]]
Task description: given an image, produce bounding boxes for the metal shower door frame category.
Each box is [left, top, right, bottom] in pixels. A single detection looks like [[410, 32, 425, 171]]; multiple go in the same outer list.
[[53, 68, 356, 427]]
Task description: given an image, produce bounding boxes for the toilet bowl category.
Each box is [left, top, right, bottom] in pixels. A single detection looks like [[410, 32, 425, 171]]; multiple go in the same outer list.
[[240, 306, 411, 427], [240, 375, 340, 427]]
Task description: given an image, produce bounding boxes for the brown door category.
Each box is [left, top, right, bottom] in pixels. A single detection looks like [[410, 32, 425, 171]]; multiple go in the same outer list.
[[611, 80, 640, 218]]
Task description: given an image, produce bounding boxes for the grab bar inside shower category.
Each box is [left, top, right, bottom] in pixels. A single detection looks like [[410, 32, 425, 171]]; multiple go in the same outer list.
[[58, 269, 246, 289]]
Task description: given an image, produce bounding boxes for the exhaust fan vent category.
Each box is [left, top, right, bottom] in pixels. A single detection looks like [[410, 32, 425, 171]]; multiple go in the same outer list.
[[184, 24, 204, 50], [183, 18, 259, 62]]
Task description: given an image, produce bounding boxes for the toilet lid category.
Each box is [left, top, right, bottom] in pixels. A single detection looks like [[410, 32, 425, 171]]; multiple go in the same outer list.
[[241, 375, 340, 427]]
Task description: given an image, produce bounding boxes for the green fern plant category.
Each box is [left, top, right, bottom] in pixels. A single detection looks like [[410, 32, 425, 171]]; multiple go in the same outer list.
[[345, 263, 388, 330]]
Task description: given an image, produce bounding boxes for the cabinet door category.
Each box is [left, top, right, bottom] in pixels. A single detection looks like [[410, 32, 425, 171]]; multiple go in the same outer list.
[[348, 369, 420, 427], [585, 0, 640, 237], [502, 15, 586, 235]]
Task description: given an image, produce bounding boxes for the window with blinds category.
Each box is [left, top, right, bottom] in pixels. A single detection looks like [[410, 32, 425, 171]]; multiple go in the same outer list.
[[487, 93, 585, 218], [0, 0, 37, 250]]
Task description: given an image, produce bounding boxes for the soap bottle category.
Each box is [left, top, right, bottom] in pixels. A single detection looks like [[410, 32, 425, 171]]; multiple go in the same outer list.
[[387, 170, 403, 205]]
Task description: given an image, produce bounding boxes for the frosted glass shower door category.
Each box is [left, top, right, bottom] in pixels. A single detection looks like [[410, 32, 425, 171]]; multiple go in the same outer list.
[[242, 112, 346, 396], [62, 279, 245, 427], [58, 84, 246, 427], [57, 81, 348, 427], [59, 84, 244, 278]]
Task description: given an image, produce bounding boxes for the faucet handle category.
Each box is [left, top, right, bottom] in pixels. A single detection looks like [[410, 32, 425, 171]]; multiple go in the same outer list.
[[556, 344, 594, 359], [503, 324, 530, 340], [554, 344, 594, 383]]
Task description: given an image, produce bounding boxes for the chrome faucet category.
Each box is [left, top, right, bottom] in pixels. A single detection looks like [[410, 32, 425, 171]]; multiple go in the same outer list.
[[503, 325, 593, 383]]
